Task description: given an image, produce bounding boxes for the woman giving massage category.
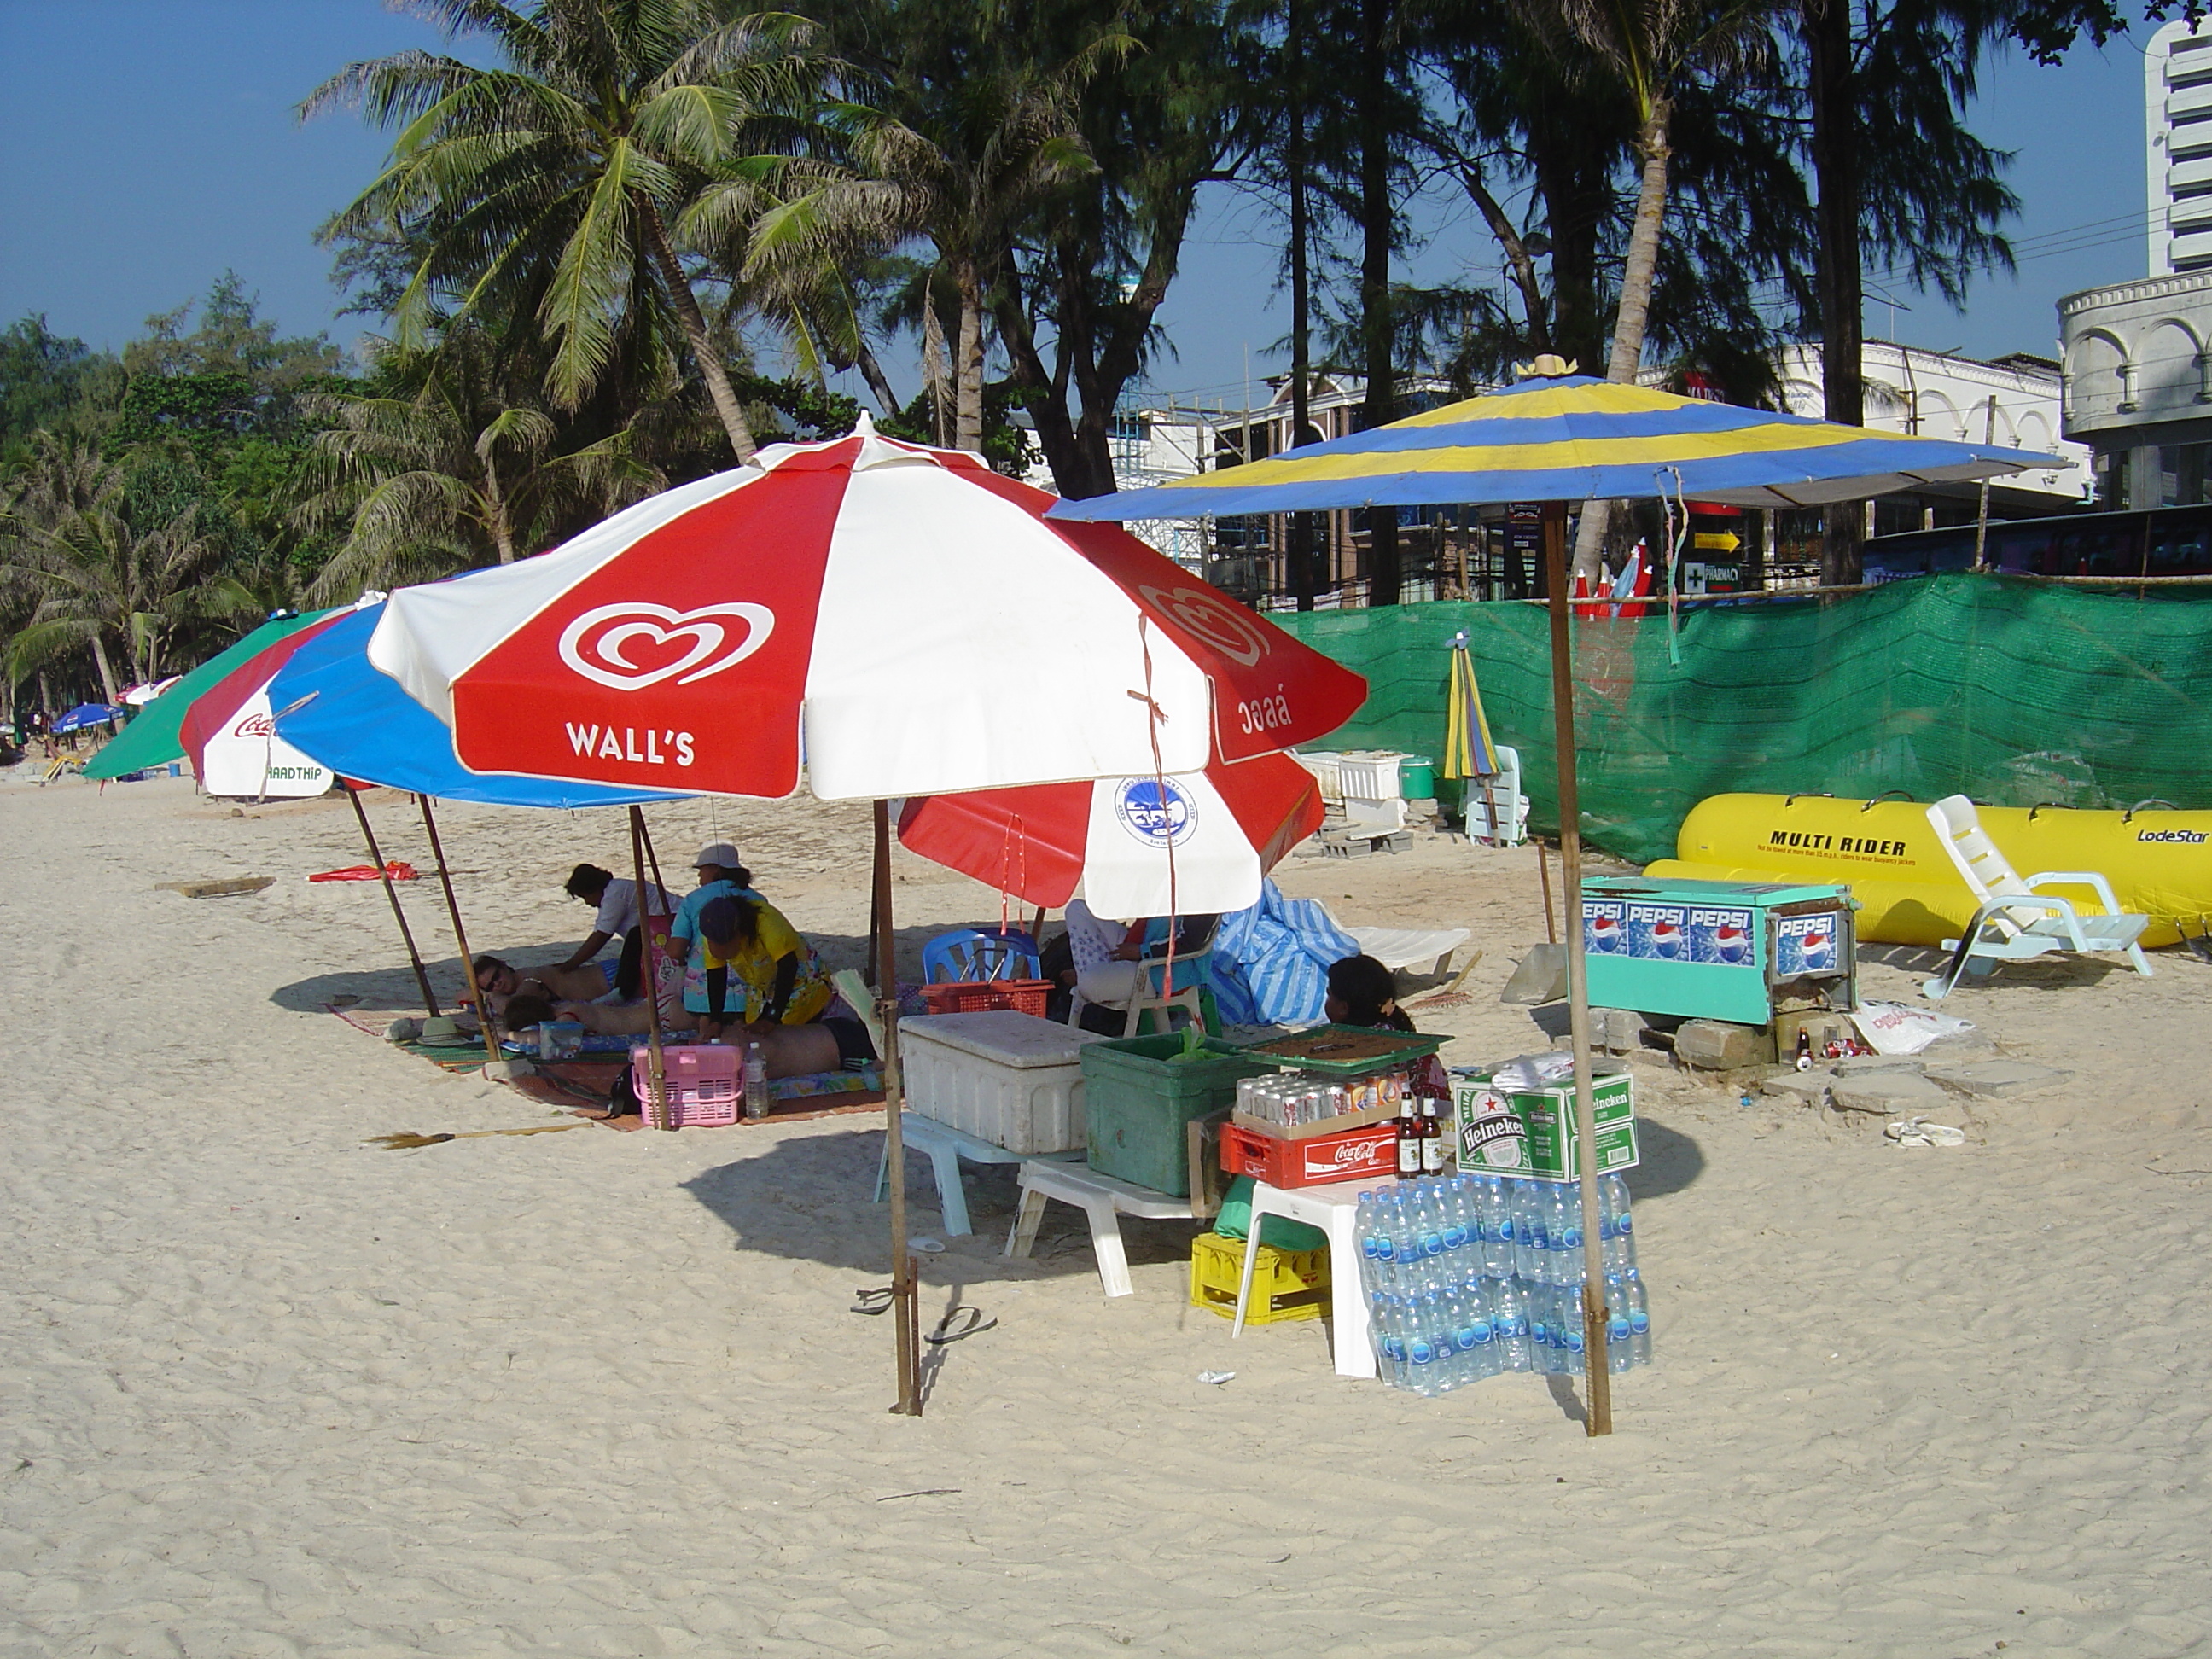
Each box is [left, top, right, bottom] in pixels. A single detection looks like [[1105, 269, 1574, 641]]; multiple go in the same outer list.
[[509, 893, 876, 1080]]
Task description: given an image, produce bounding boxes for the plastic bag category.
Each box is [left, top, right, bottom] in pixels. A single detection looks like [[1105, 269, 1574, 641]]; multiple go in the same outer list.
[[1850, 1000, 1976, 1056]]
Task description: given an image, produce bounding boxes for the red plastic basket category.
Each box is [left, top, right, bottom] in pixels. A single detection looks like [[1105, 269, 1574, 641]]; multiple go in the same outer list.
[[1219, 1119, 1400, 1187], [917, 979, 1054, 1018], [631, 1044, 741, 1128]]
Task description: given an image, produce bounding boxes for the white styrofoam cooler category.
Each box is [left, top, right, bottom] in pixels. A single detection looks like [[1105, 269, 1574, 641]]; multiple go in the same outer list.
[[899, 1010, 1105, 1155]]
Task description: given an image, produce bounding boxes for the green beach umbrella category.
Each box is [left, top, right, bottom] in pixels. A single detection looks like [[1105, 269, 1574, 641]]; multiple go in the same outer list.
[[84, 610, 336, 780]]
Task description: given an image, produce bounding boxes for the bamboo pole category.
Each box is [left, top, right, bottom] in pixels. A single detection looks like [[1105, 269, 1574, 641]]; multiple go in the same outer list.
[[346, 785, 439, 1016], [629, 806, 672, 1132], [1537, 839, 1557, 946], [1542, 501, 1613, 1437], [416, 795, 503, 1070], [876, 800, 921, 1416]]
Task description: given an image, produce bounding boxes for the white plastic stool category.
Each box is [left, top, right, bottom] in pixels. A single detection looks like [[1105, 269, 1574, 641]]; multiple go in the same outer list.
[[1231, 1175, 1394, 1378], [872, 1112, 1025, 1237], [1004, 1159, 1197, 1297]]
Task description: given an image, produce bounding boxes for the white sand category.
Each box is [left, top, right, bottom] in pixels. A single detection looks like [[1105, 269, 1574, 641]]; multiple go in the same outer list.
[[5, 771, 2210, 1656]]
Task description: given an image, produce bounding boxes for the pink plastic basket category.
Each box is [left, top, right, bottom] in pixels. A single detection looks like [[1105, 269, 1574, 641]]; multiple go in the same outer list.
[[632, 1044, 742, 1128]]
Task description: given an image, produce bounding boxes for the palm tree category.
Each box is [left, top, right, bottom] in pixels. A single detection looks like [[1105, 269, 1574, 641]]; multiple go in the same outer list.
[[744, 29, 1112, 451], [303, 1, 824, 462], [0, 436, 241, 700], [294, 335, 663, 597], [1528, 0, 1779, 581]]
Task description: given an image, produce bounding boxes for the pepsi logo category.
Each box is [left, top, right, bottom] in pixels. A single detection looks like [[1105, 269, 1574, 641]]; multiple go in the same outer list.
[[1113, 776, 1196, 847], [1650, 920, 1682, 958], [1135, 583, 1269, 667], [1801, 930, 1833, 965], [230, 713, 275, 739], [557, 601, 776, 692], [1588, 913, 1621, 952], [1715, 923, 1749, 963]]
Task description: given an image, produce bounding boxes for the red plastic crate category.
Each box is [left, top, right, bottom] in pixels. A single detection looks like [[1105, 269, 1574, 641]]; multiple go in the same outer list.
[[631, 1044, 740, 1127], [1219, 1118, 1400, 1187], [917, 979, 1054, 1018]]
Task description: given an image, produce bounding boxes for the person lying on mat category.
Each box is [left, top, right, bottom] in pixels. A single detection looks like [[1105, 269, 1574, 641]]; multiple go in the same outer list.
[[556, 864, 674, 972], [469, 954, 623, 1015], [1326, 952, 1450, 1096]]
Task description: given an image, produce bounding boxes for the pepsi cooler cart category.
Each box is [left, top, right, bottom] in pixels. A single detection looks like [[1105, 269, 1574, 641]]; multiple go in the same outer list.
[[1580, 876, 1855, 1027]]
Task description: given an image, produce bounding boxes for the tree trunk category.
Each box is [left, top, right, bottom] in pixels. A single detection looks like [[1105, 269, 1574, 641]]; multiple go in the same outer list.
[[954, 265, 986, 455], [1808, 0, 1865, 585], [1288, 0, 1315, 611], [1570, 108, 1672, 586], [637, 199, 759, 463], [485, 457, 516, 563], [88, 632, 119, 707], [853, 336, 902, 427], [1359, 0, 1400, 608], [922, 298, 952, 447]]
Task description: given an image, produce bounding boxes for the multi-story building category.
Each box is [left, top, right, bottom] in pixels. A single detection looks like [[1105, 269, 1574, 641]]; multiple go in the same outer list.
[[2147, 18, 2212, 276]]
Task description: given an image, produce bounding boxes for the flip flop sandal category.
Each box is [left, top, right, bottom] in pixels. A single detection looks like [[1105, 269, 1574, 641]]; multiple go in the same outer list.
[[850, 1285, 895, 1317], [926, 1306, 997, 1345]]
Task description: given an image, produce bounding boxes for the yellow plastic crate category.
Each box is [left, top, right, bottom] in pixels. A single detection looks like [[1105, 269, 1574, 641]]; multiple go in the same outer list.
[[1189, 1230, 1330, 1324]]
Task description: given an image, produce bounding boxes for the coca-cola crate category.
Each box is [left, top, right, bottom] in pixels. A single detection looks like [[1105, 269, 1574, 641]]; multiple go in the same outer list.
[[1219, 1118, 1399, 1187], [917, 979, 1053, 1018], [631, 1044, 740, 1128]]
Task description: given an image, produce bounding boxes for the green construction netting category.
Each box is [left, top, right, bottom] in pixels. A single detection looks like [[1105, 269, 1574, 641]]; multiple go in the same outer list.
[[1274, 573, 2212, 865], [84, 610, 335, 780]]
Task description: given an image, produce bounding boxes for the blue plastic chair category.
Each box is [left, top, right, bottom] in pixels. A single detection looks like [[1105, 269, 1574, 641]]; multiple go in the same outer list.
[[921, 928, 1042, 985]]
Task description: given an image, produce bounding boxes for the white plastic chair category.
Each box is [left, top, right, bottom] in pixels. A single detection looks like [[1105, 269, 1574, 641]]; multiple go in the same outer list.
[[1920, 795, 2153, 1000]]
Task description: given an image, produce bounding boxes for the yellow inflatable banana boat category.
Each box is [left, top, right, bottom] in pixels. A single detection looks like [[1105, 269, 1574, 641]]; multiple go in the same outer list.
[[1645, 793, 2212, 949]]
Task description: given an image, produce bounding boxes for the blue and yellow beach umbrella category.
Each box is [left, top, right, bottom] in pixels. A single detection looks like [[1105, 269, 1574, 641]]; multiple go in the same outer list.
[[1046, 372, 2055, 521]]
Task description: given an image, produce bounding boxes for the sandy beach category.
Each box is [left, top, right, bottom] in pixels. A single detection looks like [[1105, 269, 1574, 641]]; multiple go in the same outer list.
[[5, 768, 2210, 1657]]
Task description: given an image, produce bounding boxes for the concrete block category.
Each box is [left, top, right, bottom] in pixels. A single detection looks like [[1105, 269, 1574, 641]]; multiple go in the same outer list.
[[1591, 1006, 1652, 1053], [1757, 1069, 1832, 1106], [1923, 1058, 2069, 1098], [1833, 1052, 1929, 1077], [1675, 1019, 1776, 1071], [1829, 1071, 1950, 1115]]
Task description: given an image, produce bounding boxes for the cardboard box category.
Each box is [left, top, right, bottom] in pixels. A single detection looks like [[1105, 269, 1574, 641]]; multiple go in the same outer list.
[[1228, 1099, 1400, 1143], [1452, 1071, 1639, 1183]]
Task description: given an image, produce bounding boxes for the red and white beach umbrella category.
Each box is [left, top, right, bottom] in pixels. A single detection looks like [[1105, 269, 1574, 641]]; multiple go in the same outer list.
[[365, 420, 1367, 800], [178, 612, 350, 798], [898, 750, 1324, 917]]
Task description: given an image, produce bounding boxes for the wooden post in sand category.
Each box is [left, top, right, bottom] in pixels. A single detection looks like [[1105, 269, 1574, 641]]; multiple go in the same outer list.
[[1542, 500, 1612, 1437], [416, 795, 503, 1070], [875, 800, 922, 1416], [628, 806, 672, 1132], [346, 784, 439, 1016]]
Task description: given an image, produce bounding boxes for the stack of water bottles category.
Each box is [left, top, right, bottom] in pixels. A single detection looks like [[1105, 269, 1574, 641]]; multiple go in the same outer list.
[[1355, 1173, 1651, 1395]]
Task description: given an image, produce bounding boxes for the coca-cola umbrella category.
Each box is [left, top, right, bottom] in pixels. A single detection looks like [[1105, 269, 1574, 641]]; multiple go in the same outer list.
[[897, 750, 1324, 917], [365, 419, 1368, 1412], [178, 610, 354, 800]]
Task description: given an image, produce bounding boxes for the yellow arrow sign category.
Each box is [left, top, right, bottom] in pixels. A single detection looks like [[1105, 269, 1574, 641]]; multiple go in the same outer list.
[[1693, 531, 1741, 552]]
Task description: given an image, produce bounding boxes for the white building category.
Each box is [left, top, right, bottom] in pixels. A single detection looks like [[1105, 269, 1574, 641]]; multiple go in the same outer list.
[[1020, 406, 1213, 568], [2147, 19, 2212, 276], [1773, 341, 2093, 517], [2059, 269, 2212, 506]]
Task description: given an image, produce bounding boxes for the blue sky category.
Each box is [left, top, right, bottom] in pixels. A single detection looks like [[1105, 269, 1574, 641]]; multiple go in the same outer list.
[[0, 0, 2159, 413]]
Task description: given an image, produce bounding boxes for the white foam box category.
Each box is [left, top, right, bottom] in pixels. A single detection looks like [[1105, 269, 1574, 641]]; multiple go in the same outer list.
[[897, 1010, 1107, 1155]]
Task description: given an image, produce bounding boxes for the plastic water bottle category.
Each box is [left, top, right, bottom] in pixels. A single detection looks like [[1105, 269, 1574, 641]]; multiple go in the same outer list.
[[1453, 1278, 1501, 1384], [1623, 1270, 1653, 1366], [1514, 1181, 1550, 1281], [1604, 1274, 1636, 1374], [1400, 1295, 1446, 1396], [1439, 1177, 1473, 1257], [743, 1042, 770, 1119], [1600, 1173, 1637, 1275], [1481, 1177, 1516, 1277], [1549, 1185, 1586, 1288], [1558, 1284, 1589, 1376], [1488, 1275, 1532, 1371], [1526, 1284, 1557, 1374], [1371, 1291, 1409, 1385], [1409, 1183, 1447, 1267]]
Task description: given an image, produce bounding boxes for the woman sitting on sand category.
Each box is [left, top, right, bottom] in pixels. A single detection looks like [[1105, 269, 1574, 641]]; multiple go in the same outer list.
[[533, 894, 874, 1079]]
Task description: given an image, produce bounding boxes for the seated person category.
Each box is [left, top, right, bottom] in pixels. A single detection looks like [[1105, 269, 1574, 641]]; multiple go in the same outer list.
[[665, 840, 760, 1003], [1326, 952, 1451, 1096], [554, 894, 876, 1080], [1053, 901, 1217, 1030], [556, 864, 674, 973], [469, 953, 622, 1016]]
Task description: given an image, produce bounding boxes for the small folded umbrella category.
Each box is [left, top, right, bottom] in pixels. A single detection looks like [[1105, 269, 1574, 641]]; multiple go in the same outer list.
[[898, 751, 1324, 917]]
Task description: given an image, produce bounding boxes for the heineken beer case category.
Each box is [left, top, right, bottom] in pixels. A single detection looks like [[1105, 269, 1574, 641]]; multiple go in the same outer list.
[[1452, 1070, 1639, 1183]]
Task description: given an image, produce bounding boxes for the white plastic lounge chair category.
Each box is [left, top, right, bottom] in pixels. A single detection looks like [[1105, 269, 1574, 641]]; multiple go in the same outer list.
[[1920, 795, 2153, 1000], [1343, 924, 1471, 977]]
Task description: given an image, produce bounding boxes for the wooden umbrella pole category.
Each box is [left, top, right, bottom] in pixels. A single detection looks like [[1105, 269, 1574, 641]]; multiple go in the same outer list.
[[875, 800, 920, 1416], [1537, 838, 1557, 945], [629, 806, 671, 1132], [1542, 500, 1612, 1437], [347, 785, 439, 1016], [416, 795, 503, 1070]]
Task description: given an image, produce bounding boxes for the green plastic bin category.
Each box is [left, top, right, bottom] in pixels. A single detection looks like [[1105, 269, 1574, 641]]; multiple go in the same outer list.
[[1399, 755, 1436, 799], [1080, 1034, 1272, 1196]]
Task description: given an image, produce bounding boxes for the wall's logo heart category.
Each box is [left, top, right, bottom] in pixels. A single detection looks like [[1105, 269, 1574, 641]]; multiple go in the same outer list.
[[557, 602, 777, 691], [1136, 584, 1269, 667]]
